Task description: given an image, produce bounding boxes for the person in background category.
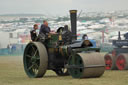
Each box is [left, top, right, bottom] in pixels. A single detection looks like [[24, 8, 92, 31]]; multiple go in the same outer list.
[[39, 20, 51, 35], [82, 34, 88, 40], [30, 24, 38, 41], [7, 44, 11, 54], [11, 44, 16, 54]]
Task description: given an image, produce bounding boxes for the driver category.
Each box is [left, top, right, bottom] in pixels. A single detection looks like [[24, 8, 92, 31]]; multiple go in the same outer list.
[[39, 20, 51, 35]]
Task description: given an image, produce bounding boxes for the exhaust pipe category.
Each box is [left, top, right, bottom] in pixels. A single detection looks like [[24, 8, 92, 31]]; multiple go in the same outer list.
[[70, 10, 77, 40]]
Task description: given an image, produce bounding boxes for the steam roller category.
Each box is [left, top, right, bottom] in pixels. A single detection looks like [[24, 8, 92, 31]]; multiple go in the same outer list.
[[23, 10, 105, 78], [104, 31, 128, 70]]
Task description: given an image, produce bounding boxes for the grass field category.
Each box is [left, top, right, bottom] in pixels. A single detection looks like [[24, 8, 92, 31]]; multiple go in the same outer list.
[[0, 56, 128, 85]]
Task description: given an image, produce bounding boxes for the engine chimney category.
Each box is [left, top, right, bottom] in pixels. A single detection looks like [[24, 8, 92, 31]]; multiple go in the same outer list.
[[70, 10, 77, 40], [118, 31, 121, 40]]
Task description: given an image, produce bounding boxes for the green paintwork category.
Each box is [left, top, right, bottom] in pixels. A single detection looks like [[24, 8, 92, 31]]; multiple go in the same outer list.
[[68, 53, 84, 78], [47, 34, 59, 47]]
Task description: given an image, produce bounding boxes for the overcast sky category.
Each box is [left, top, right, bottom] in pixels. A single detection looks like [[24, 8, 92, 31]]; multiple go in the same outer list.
[[0, 0, 128, 15]]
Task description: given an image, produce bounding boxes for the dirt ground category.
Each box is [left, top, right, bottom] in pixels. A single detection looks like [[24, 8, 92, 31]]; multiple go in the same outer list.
[[0, 55, 128, 85]]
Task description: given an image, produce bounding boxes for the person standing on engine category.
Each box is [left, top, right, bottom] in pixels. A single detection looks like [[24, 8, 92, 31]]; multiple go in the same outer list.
[[39, 20, 51, 35], [30, 24, 38, 41]]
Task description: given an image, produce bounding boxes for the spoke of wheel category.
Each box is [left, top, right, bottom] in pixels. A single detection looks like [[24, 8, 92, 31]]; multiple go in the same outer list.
[[32, 68, 36, 73], [33, 68, 38, 74], [31, 45, 35, 52], [28, 64, 34, 71], [36, 57, 40, 60], [34, 63, 39, 69], [26, 55, 31, 58], [34, 49, 38, 57], [32, 65, 38, 73]]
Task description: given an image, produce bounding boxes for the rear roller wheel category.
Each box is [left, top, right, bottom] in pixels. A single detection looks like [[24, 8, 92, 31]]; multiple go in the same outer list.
[[116, 53, 128, 70], [23, 42, 48, 78], [104, 54, 117, 70]]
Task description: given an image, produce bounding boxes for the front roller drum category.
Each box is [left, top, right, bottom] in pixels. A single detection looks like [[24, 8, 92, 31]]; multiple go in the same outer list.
[[116, 53, 128, 70], [68, 52, 105, 78], [23, 42, 48, 78]]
